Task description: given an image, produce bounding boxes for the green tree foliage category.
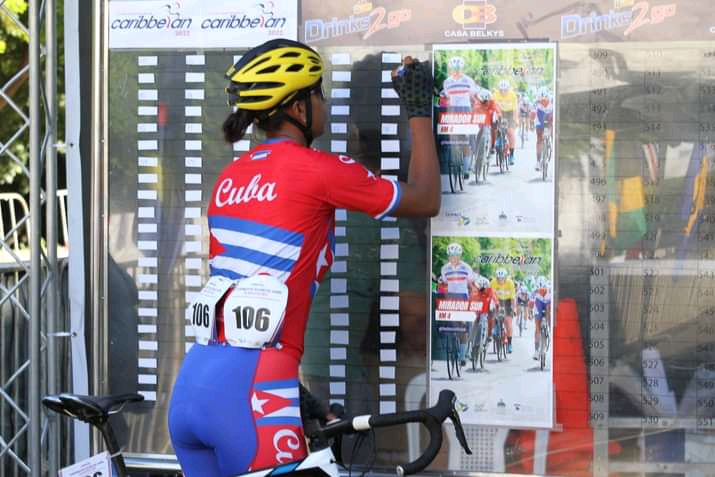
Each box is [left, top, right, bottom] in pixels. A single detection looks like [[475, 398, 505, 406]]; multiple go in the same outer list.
[[433, 47, 554, 98], [0, 0, 64, 194], [432, 236, 552, 282]]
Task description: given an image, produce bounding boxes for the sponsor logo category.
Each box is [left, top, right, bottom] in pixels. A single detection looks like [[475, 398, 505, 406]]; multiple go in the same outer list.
[[478, 253, 543, 266], [445, 0, 504, 39], [110, 1, 288, 34], [304, 1, 411, 43], [273, 429, 301, 463], [560, 1, 677, 39], [214, 175, 278, 207]]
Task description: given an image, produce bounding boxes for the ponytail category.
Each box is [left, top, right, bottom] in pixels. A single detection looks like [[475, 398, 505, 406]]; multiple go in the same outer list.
[[222, 109, 255, 143]]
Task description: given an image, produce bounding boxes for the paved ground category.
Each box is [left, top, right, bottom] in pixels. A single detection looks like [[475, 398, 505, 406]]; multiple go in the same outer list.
[[430, 315, 553, 428], [432, 129, 555, 236]]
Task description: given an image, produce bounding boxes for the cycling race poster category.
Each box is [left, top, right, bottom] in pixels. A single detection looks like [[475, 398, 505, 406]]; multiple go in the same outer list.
[[432, 43, 556, 236], [429, 236, 554, 428]]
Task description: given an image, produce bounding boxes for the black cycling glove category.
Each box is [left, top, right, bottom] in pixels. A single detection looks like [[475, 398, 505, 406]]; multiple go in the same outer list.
[[391, 59, 433, 119]]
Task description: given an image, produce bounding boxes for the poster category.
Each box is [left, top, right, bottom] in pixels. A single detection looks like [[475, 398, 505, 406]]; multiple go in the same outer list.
[[429, 42, 556, 429], [109, 0, 298, 49]]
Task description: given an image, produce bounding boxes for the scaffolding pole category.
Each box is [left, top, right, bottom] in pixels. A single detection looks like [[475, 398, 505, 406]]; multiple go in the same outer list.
[[45, 0, 60, 471], [28, 0, 43, 471]]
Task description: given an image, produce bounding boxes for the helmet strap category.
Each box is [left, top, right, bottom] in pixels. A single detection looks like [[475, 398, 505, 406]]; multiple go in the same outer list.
[[280, 96, 314, 146]]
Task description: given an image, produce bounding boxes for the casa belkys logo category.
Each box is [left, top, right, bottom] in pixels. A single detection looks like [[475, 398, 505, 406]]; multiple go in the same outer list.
[[560, 0, 676, 39], [445, 0, 504, 38], [110, 1, 288, 34], [303, 1, 412, 43]]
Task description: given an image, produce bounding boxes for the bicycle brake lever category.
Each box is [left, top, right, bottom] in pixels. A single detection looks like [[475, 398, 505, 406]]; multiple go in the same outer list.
[[448, 398, 472, 455]]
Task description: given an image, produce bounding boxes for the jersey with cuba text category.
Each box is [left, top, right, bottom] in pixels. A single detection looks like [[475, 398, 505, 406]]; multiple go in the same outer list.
[[207, 140, 400, 360]]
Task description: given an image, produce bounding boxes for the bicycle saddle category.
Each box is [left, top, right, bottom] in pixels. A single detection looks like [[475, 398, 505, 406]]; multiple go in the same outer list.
[[43, 393, 144, 423]]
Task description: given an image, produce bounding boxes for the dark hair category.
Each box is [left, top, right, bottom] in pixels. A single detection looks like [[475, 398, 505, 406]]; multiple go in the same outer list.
[[222, 105, 302, 144], [222, 109, 256, 143]]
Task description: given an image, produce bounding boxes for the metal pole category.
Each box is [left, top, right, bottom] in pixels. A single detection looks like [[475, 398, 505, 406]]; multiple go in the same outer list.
[[28, 0, 42, 471], [91, 0, 109, 429], [45, 0, 59, 470]]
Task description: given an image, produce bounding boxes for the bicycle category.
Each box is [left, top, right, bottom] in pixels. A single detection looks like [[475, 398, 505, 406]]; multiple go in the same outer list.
[[494, 119, 510, 174], [541, 124, 552, 181], [492, 310, 508, 362], [539, 315, 551, 371], [470, 313, 488, 370], [516, 304, 526, 337], [472, 125, 490, 183], [448, 139, 467, 193], [439, 325, 465, 380], [519, 113, 528, 148], [44, 389, 472, 477]]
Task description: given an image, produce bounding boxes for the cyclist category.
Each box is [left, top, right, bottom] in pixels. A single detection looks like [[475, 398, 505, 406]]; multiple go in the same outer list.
[[442, 56, 483, 110], [472, 275, 498, 336], [440, 242, 477, 365], [470, 89, 501, 179], [492, 79, 519, 165], [490, 268, 516, 353], [168, 39, 440, 477], [515, 280, 530, 332], [533, 275, 552, 360], [442, 56, 483, 179], [518, 94, 531, 143], [535, 87, 554, 172]]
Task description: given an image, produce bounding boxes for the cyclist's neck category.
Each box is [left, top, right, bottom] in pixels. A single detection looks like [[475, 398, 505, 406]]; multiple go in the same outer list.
[[264, 132, 305, 146]]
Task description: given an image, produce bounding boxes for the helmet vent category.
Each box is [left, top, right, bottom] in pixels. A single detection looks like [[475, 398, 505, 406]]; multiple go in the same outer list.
[[258, 64, 281, 74], [241, 95, 273, 104], [286, 64, 304, 72], [280, 51, 301, 58]]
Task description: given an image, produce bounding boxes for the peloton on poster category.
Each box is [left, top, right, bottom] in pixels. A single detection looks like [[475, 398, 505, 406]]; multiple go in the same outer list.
[[429, 235, 554, 428], [432, 42, 556, 236]]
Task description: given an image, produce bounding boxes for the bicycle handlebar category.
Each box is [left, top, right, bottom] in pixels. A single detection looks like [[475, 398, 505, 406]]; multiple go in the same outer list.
[[316, 389, 471, 476]]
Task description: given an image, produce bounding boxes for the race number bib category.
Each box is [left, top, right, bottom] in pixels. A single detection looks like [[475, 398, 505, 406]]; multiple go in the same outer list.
[[222, 274, 288, 349], [59, 451, 111, 477], [188, 275, 234, 345]]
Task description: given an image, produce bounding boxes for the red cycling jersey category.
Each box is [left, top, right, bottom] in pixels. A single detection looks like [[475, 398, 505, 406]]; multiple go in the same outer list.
[[471, 99, 501, 126], [207, 139, 400, 360]]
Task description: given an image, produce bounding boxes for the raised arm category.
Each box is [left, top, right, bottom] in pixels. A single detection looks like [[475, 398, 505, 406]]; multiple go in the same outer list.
[[389, 57, 441, 217]]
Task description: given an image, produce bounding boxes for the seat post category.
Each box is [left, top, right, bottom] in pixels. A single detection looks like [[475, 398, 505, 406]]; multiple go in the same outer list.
[[97, 420, 128, 477]]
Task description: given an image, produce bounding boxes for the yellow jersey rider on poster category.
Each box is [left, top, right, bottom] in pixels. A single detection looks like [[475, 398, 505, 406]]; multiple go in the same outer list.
[[490, 267, 516, 354], [492, 79, 519, 166]]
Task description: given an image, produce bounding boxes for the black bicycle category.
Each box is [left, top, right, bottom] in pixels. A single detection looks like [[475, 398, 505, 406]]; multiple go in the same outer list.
[[473, 125, 490, 183], [447, 139, 468, 193], [470, 314, 488, 370], [439, 325, 465, 380], [539, 315, 551, 371], [494, 119, 510, 174], [492, 309, 508, 362], [44, 389, 472, 477], [541, 124, 553, 181]]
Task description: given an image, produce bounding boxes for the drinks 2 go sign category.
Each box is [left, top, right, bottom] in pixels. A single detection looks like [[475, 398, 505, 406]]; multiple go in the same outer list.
[[108, 0, 298, 49]]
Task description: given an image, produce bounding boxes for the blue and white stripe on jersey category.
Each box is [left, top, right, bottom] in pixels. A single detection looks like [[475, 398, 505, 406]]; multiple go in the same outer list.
[[441, 262, 474, 295], [208, 215, 304, 282], [375, 180, 401, 220]]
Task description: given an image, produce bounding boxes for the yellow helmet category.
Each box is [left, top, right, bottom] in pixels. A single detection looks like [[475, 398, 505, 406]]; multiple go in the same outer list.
[[225, 39, 324, 113]]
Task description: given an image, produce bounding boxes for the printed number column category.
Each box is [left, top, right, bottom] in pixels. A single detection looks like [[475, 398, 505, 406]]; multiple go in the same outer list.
[[136, 55, 160, 402], [183, 55, 206, 352], [588, 53, 611, 475], [378, 52, 403, 414], [328, 52, 352, 406]]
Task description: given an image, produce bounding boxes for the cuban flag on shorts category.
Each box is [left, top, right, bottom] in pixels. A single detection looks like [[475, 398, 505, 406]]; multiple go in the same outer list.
[[208, 215, 304, 283], [251, 378, 302, 427]]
